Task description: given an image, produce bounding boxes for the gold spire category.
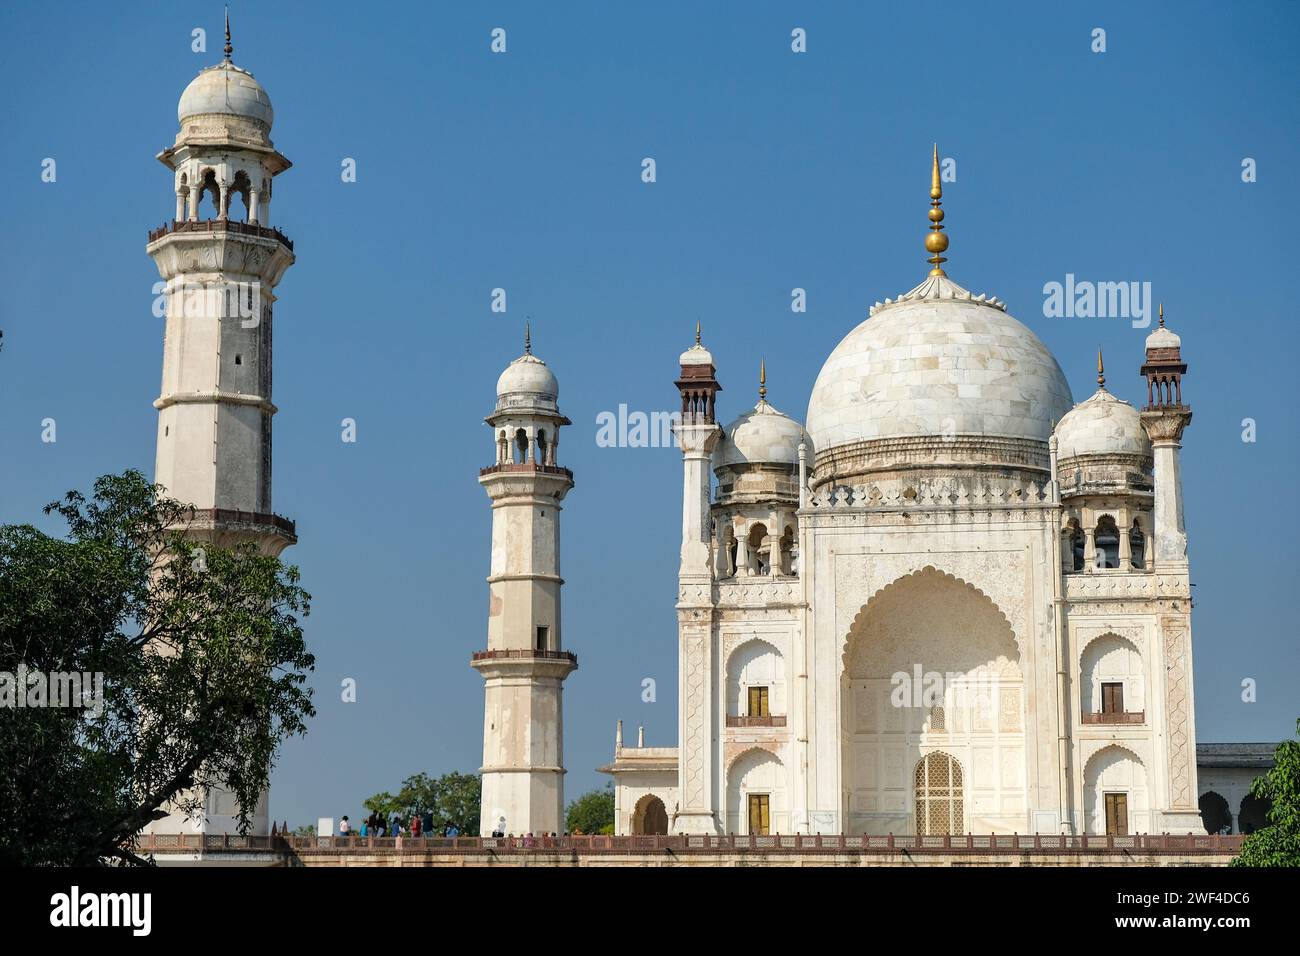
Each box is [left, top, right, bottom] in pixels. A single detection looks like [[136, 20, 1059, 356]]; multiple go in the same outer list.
[[695, 320, 701, 345], [1097, 348, 1105, 388], [759, 360, 767, 401], [925, 144, 949, 277], [1158, 303, 1165, 327], [224, 6, 233, 61], [524, 321, 531, 355]]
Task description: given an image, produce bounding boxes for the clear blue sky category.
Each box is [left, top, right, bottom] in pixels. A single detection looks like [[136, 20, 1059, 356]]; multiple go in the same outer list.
[[1, 1, 1296, 829]]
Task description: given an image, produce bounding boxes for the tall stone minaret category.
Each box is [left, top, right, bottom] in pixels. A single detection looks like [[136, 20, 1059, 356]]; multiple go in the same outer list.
[[144, 19, 295, 836], [474, 327, 576, 837], [1139, 305, 1192, 569], [672, 325, 723, 834], [1138, 305, 1202, 831]]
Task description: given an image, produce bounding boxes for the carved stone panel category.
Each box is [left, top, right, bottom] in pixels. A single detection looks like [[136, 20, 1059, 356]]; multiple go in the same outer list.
[[1163, 618, 1192, 808]]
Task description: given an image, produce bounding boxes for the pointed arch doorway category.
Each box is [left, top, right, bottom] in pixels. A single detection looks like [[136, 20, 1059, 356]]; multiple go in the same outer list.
[[632, 794, 669, 835]]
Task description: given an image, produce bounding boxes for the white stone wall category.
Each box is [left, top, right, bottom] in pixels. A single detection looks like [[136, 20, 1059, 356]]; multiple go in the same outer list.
[[611, 769, 678, 835]]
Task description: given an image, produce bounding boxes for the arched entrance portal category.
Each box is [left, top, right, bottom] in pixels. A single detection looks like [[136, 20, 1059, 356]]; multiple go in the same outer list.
[[841, 567, 1024, 835], [632, 795, 668, 835]]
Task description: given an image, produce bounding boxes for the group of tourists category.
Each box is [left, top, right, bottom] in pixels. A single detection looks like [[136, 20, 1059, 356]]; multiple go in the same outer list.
[[336, 813, 462, 838]]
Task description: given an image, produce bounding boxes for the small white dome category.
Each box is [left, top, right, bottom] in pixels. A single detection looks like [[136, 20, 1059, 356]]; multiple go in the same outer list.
[[1054, 387, 1150, 459], [716, 400, 811, 470], [1145, 324, 1181, 351], [178, 61, 274, 127], [679, 343, 714, 367], [806, 275, 1073, 452], [496, 353, 558, 401]]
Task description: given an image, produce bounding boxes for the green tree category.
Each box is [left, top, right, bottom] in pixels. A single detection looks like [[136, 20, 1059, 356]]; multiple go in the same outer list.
[[566, 783, 615, 835], [363, 792, 402, 820], [0, 471, 314, 866], [431, 771, 481, 834], [362, 771, 481, 834], [1232, 719, 1300, 867]]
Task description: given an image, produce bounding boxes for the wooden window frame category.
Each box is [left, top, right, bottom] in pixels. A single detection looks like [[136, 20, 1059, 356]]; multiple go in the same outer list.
[[1104, 792, 1129, 836]]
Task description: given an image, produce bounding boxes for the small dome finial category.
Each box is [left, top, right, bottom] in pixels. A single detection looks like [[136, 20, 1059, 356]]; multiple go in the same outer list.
[[925, 144, 949, 277], [695, 320, 701, 345], [1158, 303, 1165, 327], [224, 6, 233, 61], [759, 359, 767, 401], [1097, 347, 1106, 388], [524, 320, 531, 355]]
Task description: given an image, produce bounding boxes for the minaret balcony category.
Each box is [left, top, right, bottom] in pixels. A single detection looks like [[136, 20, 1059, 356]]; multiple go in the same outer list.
[[148, 218, 294, 252], [176, 507, 297, 551], [470, 648, 578, 679], [479, 463, 573, 480], [471, 649, 578, 666]]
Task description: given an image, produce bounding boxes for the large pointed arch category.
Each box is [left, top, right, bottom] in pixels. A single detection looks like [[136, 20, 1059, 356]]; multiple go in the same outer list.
[[840, 565, 1022, 669]]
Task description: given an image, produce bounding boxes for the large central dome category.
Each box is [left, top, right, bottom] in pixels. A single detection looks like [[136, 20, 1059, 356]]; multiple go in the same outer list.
[[806, 274, 1073, 471]]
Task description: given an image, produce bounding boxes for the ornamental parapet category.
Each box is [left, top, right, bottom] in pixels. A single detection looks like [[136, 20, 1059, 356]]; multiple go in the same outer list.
[[148, 217, 293, 251], [808, 474, 1052, 511]]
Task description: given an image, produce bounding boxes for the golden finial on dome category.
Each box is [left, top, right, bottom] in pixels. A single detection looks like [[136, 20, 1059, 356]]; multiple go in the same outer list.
[[524, 320, 531, 355], [1097, 347, 1106, 388], [224, 6, 233, 61], [925, 143, 949, 277], [759, 360, 767, 401]]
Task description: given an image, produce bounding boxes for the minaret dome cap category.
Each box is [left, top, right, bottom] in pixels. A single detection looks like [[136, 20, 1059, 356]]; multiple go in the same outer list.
[[178, 60, 274, 128]]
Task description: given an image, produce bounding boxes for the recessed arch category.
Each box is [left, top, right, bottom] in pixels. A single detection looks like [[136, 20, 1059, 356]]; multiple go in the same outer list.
[[1079, 631, 1144, 720], [725, 747, 786, 835], [841, 566, 1021, 675], [1094, 514, 1120, 569], [1239, 793, 1272, 834], [1199, 791, 1232, 834], [631, 794, 668, 835], [725, 638, 785, 720], [1082, 744, 1149, 835], [840, 566, 1024, 835]]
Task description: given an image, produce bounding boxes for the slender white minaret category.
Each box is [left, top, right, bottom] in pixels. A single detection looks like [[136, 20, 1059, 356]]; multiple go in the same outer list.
[[1139, 305, 1192, 569], [144, 18, 295, 836], [672, 325, 723, 834], [474, 327, 576, 837], [1139, 305, 1202, 831]]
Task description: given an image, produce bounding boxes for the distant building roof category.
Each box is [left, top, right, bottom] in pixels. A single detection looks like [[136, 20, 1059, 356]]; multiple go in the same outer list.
[[598, 746, 679, 776], [1196, 743, 1277, 769]]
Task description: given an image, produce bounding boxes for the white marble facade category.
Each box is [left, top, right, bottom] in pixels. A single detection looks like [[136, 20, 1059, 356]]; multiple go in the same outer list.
[[603, 215, 1204, 838]]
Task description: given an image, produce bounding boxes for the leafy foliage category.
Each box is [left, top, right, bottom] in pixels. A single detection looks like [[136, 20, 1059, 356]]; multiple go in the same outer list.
[[0, 471, 314, 865], [565, 783, 615, 835], [1231, 719, 1300, 868], [362, 771, 481, 834]]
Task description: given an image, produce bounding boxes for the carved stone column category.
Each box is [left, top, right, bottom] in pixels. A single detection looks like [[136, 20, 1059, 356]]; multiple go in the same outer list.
[[1141, 410, 1193, 570]]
